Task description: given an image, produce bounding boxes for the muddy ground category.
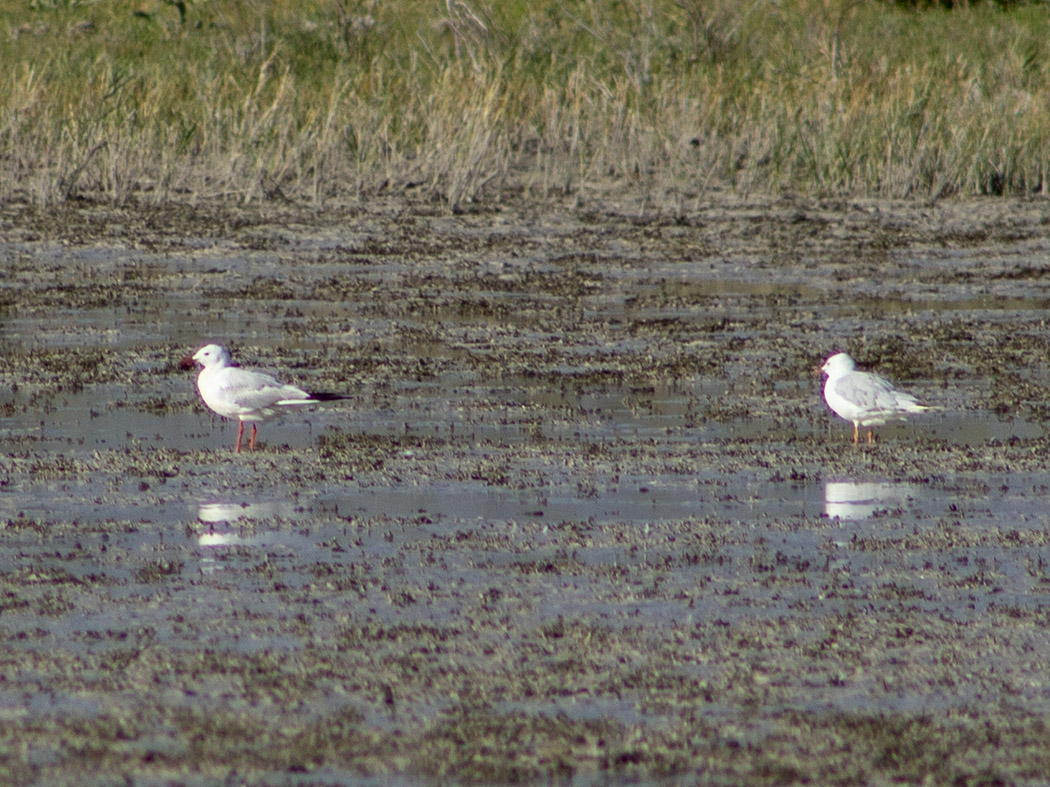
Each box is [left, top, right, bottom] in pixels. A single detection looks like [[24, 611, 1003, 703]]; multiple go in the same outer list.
[[3, 192, 1050, 784]]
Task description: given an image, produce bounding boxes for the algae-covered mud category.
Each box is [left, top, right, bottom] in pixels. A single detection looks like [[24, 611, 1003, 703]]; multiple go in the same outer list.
[[3, 195, 1050, 784]]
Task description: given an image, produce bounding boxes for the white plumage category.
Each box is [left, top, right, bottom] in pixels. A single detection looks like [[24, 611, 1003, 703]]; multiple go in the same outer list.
[[821, 352, 928, 444], [183, 344, 348, 452]]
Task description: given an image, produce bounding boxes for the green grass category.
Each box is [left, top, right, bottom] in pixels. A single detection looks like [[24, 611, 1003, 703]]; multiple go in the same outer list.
[[1, 0, 1049, 208]]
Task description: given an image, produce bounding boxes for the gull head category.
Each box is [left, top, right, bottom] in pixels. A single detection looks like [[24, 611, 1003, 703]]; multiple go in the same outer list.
[[181, 344, 231, 371], [821, 352, 856, 379]]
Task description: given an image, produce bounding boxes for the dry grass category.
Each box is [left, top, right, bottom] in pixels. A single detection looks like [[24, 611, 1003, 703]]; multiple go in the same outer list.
[[1, 0, 1048, 209]]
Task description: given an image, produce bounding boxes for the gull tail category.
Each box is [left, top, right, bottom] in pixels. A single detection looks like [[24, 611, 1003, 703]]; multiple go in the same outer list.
[[895, 393, 929, 413], [273, 392, 351, 407]]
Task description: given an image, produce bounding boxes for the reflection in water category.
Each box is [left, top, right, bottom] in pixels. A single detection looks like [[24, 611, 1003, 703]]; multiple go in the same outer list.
[[824, 480, 918, 520], [195, 500, 297, 573], [197, 531, 257, 548], [197, 500, 297, 524]]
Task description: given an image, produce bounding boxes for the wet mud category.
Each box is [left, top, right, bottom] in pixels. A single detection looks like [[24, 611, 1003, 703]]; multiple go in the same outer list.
[[3, 194, 1050, 783]]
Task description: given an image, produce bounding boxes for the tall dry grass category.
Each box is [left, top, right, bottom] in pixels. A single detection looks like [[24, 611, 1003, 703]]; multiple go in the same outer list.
[[1, 0, 1048, 209]]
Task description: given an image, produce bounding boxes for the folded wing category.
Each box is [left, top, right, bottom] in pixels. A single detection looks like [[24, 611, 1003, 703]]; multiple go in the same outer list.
[[835, 372, 925, 418], [218, 369, 313, 415]]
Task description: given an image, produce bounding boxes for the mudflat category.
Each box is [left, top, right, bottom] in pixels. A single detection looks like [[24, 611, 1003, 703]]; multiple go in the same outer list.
[[2, 194, 1050, 784]]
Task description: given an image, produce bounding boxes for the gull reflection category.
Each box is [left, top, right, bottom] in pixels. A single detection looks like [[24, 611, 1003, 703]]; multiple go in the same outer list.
[[824, 480, 917, 521], [198, 531, 257, 548], [197, 500, 296, 524], [194, 500, 296, 573]]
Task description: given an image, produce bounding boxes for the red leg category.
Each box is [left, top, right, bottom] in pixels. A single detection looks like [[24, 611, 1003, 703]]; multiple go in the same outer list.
[[249, 423, 258, 451], [235, 421, 244, 453], [867, 428, 875, 444], [852, 423, 859, 444]]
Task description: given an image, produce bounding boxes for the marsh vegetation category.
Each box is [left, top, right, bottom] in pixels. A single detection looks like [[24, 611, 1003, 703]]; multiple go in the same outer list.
[[3, 0, 1049, 209]]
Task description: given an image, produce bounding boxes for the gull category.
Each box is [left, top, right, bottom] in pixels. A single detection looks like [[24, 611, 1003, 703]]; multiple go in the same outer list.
[[182, 344, 349, 452], [821, 352, 928, 444]]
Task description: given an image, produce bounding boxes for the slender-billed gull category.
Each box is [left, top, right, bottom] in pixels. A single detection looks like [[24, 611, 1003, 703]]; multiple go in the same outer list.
[[182, 344, 349, 452], [821, 352, 928, 444]]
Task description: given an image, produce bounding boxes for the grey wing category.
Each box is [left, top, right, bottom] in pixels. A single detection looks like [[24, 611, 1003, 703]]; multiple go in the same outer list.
[[834, 372, 899, 412], [220, 369, 308, 410]]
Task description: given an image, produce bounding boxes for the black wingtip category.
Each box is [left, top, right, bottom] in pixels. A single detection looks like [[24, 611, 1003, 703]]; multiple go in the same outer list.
[[309, 392, 351, 402]]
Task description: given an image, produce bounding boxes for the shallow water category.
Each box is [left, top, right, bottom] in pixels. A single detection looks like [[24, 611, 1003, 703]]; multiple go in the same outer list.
[[2, 352, 1041, 537], [4, 198, 1050, 783]]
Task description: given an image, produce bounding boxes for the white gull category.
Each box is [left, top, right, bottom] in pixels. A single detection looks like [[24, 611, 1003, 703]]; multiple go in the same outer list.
[[182, 344, 349, 452], [821, 352, 928, 444]]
